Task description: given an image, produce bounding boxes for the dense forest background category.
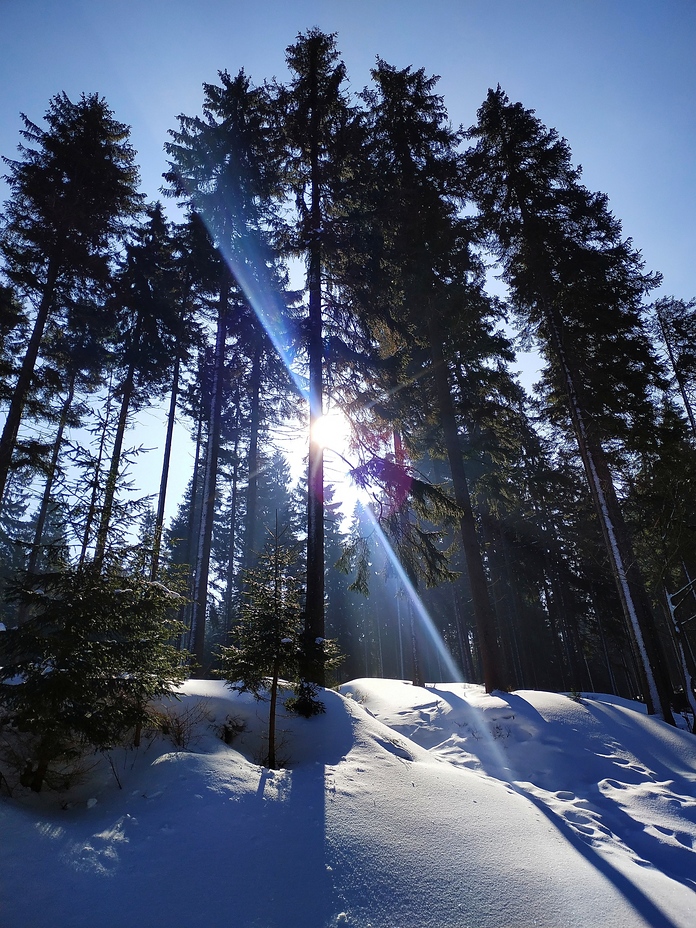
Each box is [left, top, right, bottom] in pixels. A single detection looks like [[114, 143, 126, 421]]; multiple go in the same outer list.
[[1, 29, 696, 772]]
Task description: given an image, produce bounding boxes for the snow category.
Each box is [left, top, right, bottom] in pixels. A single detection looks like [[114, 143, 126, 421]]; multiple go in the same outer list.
[[1, 678, 695, 927]]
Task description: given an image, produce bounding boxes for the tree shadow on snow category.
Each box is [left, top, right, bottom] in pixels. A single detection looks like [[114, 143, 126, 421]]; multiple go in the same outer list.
[[428, 687, 686, 928]]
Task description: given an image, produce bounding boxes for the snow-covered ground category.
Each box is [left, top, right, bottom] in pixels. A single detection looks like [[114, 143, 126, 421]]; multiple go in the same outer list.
[[1, 678, 695, 927]]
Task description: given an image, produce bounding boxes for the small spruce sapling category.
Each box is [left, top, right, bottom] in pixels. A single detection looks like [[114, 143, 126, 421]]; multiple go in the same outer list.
[[218, 519, 339, 768]]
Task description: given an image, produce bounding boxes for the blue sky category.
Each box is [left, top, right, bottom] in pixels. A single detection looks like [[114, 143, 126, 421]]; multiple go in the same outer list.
[[1, 0, 695, 302], [1, 0, 694, 522]]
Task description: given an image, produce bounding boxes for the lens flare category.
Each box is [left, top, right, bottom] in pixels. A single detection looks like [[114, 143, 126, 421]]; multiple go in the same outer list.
[[212, 218, 309, 402], [192, 200, 464, 687]]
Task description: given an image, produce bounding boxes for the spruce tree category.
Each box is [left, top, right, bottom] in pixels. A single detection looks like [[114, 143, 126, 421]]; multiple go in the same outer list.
[[165, 70, 291, 670], [278, 29, 363, 685], [0, 92, 142, 504], [347, 60, 507, 692], [465, 87, 674, 720], [0, 557, 187, 792], [651, 297, 696, 436], [219, 520, 324, 769], [92, 203, 182, 567]]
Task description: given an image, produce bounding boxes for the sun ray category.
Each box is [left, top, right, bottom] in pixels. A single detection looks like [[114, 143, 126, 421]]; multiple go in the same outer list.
[[358, 501, 464, 684]]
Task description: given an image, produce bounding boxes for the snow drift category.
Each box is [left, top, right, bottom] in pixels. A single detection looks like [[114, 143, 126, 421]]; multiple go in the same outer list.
[[1, 679, 695, 927]]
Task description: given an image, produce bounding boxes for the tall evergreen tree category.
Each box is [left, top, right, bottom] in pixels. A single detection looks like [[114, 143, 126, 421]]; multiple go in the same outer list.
[[92, 203, 182, 567], [278, 29, 362, 685], [651, 297, 696, 436], [465, 87, 674, 720], [348, 60, 507, 692], [0, 92, 142, 504], [165, 69, 289, 669]]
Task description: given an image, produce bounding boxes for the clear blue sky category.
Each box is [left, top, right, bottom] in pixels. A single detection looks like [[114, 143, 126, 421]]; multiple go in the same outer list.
[[1, 0, 695, 301], [1, 0, 694, 522]]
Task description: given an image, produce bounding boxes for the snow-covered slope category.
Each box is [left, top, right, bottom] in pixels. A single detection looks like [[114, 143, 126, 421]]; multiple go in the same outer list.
[[1, 679, 695, 927]]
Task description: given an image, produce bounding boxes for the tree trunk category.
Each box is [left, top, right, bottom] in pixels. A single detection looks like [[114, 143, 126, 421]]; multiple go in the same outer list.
[[428, 318, 505, 693], [664, 582, 696, 725], [27, 371, 76, 576], [392, 430, 426, 686], [179, 390, 206, 650], [93, 360, 136, 569], [224, 419, 241, 632], [151, 352, 180, 581], [546, 307, 675, 723], [191, 284, 228, 670], [268, 658, 279, 769], [655, 304, 696, 436], [0, 258, 59, 504], [79, 376, 114, 566], [303, 51, 325, 688], [243, 337, 263, 570]]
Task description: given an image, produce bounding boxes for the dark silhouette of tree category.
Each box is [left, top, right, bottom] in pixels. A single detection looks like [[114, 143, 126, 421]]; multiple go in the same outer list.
[[651, 297, 696, 436], [0, 557, 187, 792], [346, 60, 507, 692], [278, 29, 363, 685], [93, 203, 182, 568], [165, 70, 292, 670], [218, 518, 303, 769], [0, 92, 142, 504], [465, 87, 674, 721]]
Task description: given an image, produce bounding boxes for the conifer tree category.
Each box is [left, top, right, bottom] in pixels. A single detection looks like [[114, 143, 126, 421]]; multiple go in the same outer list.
[[0, 284, 26, 406], [278, 29, 363, 685], [0, 92, 142, 504], [0, 557, 187, 792], [92, 203, 182, 567], [348, 60, 507, 692], [651, 297, 696, 436], [465, 87, 674, 720], [219, 520, 332, 768], [166, 69, 295, 669]]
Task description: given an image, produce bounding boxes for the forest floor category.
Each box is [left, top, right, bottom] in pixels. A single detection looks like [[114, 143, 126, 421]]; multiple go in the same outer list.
[[1, 677, 695, 927]]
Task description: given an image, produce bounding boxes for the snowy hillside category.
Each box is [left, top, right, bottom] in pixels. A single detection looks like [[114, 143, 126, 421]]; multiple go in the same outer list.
[[1, 679, 695, 927]]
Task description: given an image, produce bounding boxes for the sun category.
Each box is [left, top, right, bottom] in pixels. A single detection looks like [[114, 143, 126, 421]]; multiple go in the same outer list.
[[311, 407, 351, 453]]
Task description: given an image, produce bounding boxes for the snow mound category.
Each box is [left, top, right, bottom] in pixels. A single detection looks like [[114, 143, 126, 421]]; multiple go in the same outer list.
[[1, 679, 695, 927]]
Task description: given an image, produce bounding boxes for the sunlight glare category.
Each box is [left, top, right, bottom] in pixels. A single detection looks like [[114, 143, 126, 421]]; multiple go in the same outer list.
[[311, 407, 351, 452]]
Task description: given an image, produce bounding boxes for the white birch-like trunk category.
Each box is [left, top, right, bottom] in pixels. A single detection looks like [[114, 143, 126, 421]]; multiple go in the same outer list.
[[551, 314, 664, 717]]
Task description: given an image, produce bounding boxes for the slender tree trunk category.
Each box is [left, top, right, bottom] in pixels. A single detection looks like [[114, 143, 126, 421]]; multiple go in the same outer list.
[[655, 305, 696, 436], [408, 598, 424, 687], [79, 377, 114, 566], [27, 372, 76, 576], [268, 517, 281, 768], [303, 52, 325, 687], [224, 422, 241, 632], [502, 164, 673, 717], [595, 606, 619, 696], [546, 308, 674, 722], [191, 284, 228, 671], [484, 518, 525, 689], [151, 353, 181, 581], [243, 338, 263, 570], [393, 430, 425, 686], [396, 593, 405, 679], [664, 582, 696, 725], [93, 361, 136, 569], [0, 258, 59, 504], [179, 392, 206, 650], [428, 319, 505, 693], [268, 658, 279, 769]]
